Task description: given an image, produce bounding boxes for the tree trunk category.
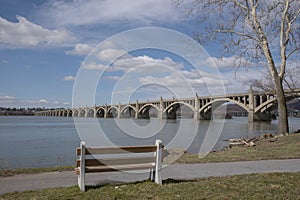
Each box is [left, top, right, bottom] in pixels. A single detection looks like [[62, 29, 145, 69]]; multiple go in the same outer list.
[[275, 78, 289, 135]]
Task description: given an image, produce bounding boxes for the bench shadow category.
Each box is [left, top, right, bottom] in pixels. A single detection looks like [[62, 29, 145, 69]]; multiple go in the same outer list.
[[84, 178, 199, 191], [162, 178, 199, 184]]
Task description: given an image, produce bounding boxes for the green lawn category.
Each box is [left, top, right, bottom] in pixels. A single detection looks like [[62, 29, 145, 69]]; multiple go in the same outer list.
[[176, 133, 300, 164], [0, 166, 74, 177], [1, 172, 299, 199]]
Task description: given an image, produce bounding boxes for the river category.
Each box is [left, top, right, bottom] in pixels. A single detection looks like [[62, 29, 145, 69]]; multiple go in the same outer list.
[[0, 116, 299, 169]]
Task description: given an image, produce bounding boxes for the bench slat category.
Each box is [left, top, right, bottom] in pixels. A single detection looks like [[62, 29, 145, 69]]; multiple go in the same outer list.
[[76, 145, 157, 156], [75, 163, 155, 174], [76, 156, 155, 167]]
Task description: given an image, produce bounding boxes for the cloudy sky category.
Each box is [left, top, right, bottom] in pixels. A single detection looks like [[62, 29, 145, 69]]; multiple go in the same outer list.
[[0, 0, 265, 108]]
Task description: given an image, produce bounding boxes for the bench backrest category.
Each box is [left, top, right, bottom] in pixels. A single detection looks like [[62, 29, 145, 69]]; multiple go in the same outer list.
[[76, 140, 163, 191], [76, 141, 162, 173]]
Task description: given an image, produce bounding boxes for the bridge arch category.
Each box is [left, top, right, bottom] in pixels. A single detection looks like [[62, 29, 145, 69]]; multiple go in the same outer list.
[[96, 107, 106, 118], [79, 109, 86, 118], [59, 110, 65, 117], [73, 109, 79, 117], [164, 102, 195, 119], [120, 105, 137, 118], [199, 98, 250, 120], [199, 99, 250, 113], [86, 108, 95, 118], [138, 104, 160, 119], [62, 110, 68, 117], [254, 98, 277, 113], [106, 106, 119, 118], [67, 109, 73, 117]]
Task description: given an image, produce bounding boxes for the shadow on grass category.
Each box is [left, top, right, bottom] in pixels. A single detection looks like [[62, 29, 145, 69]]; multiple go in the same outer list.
[[83, 178, 202, 191], [84, 179, 153, 191]]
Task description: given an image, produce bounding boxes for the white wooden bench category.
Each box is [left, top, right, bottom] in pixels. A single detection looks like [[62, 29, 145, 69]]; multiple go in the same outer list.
[[75, 140, 163, 191]]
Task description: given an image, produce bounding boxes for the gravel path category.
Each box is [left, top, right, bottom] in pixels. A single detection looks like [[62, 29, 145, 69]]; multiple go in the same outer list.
[[1, 159, 299, 195]]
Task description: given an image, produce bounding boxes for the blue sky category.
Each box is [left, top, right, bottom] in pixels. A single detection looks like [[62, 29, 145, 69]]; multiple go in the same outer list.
[[0, 0, 273, 108]]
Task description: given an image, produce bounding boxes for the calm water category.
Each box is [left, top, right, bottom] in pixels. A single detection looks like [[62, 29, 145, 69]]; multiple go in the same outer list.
[[0, 116, 299, 169]]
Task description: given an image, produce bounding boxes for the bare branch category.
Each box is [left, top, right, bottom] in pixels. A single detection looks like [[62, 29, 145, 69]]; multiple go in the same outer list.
[[230, 0, 248, 11], [287, 46, 300, 59], [279, 0, 291, 78], [215, 29, 259, 42], [289, 6, 300, 24]]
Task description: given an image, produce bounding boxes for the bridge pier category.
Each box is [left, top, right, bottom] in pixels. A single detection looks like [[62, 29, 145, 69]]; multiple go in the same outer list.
[[117, 104, 121, 118], [157, 110, 166, 119], [248, 110, 254, 122], [194, 111, 200, 120], [248, 87, 254, 122], [194, 94, 200, 120], [158, 97, 165, 119]]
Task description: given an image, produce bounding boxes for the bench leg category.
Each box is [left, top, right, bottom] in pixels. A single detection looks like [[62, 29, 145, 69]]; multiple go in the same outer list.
[[154, 168, 161, 185], [150, 168, 155, 181], [155, 139, 162, 185], [79, 141, 86, 191], [78, 170, 85, 192]]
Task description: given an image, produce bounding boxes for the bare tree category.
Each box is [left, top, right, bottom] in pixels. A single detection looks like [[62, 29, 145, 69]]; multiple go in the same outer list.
[[250, 63, 300, 91], [179, 0, 300, 134]]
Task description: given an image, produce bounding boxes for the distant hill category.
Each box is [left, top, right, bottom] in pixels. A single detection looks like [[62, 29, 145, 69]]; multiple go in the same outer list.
[[287, 99, 300, 111], [0, 107, 47, 116]]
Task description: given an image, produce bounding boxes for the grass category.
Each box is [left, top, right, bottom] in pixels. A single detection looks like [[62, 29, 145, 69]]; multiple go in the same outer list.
[[0, 172, 299, 199], [0, 166, 74, 177], [176, 133, 300, 164]]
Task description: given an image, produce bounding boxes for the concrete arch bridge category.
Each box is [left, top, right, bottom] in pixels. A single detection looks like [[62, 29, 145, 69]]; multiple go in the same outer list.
[[35, 88, 300, 122]]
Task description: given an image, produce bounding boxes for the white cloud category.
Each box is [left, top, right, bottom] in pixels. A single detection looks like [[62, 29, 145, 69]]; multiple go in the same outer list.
[[179, 69, 203, 79], [138, 72, 230, 89], [63, 75, 75, 81], [220, 68, 264, 93], [38, 99, 49, 104], [112, 55, 184, 72], [52, 101, 60, 104], [109, 54, 264, 97], [38, 0, 183, 27], [138, 75, 178, 86], [0, 16, 74, 48], [82, 54, 184, 72], [0, 96, 15, 100], [105, 76, 120, 80], [65, 43, 94, 55], [97, 49, 128, 62], [208, 56, 254, 69], [82, 62, 107, 70]]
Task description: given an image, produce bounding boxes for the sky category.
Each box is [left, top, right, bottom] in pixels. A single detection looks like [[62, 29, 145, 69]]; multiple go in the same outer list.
[[0, 0, 280, 108]]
